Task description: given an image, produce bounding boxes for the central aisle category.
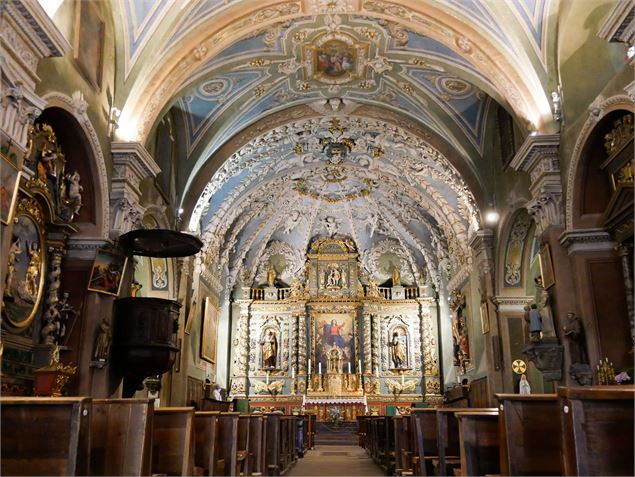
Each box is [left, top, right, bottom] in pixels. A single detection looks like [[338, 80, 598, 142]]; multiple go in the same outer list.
[[288, 445, 386, 476]]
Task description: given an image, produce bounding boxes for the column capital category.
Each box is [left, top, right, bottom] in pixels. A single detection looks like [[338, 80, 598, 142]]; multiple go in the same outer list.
[[510, 133, 560, 173], [490, 296, 534, 313]]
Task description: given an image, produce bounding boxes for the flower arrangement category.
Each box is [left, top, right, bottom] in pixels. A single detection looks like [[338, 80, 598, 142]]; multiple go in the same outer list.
[[615, 371, 632, 384]]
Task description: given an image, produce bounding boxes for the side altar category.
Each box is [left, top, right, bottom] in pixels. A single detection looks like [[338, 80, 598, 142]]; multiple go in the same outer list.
[[229, 237, 442, 419]]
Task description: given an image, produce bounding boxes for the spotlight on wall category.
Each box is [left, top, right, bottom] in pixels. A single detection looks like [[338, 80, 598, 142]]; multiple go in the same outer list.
[[485, 210, 500, 225]]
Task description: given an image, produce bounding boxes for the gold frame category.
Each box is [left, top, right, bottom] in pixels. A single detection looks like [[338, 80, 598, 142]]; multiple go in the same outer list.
[[538, 243, 555, 289], [0, 153, 21, 225], [201, 296, 219, 364], [480, 300, 490, 334], [2, 201, 46, 329]]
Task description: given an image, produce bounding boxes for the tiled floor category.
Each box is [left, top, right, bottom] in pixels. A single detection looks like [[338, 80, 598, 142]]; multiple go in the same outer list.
[[287, 445, 386, 476]]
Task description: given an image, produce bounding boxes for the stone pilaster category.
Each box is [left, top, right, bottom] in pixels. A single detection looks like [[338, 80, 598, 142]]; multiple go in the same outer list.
[[510, 134, 563, 235], [0, 0, 70, 152], [109, 142, 161, 238]]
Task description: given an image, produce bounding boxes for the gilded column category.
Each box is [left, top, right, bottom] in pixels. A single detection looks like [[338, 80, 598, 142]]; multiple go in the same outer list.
[[363, 312, 372, 374], [298, 313, 307, 375], [230, 301, 250, 396], [371, 314, 380, 375]]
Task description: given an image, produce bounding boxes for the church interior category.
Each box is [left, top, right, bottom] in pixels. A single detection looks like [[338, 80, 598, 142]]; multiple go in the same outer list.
[[1, 0, 634, 475]]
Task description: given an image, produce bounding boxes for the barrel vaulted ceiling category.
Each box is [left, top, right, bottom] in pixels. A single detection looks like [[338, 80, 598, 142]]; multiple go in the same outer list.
[[111, 0, 559, 294]]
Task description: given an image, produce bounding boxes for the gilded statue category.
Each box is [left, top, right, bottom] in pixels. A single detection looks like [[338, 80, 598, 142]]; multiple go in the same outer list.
[[267, 265, 276, 287], [392, 266, 401, 286], [389, 331, 407, 368], [4, 237, 22, 298], [261, 330, 278, 368], [24, 242, 41, 298]]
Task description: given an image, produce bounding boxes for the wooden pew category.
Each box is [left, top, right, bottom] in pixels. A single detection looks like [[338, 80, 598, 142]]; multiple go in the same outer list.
[[194, 411, 220, 476], [411, 408, 438, 476], [0, 397, 91, 476], [559, 385, 635, 476], [393, 415, 414, 475], [152, 407, 195, 476], [91, 398, 154, 476], [496, 393, 561, 476], [264, 413, 282, 475], [357, 415, 369, 448], [455, 410, 499, 477], [435, 408, 493, 476], [248, 414, 266, 475], [237, 415, 251, 476], [215, 412, 239, 476], [306, 413, 316, 450]]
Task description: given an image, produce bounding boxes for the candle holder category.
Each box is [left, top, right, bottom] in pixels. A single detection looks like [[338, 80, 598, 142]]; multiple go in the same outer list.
[[317, 374, 324, 392]]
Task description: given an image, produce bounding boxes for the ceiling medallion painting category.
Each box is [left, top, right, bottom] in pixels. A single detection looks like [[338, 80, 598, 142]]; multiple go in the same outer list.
[[304, 33, 369, 84]]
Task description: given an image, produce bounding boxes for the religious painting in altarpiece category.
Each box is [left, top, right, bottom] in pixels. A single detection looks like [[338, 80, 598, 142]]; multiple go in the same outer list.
[[315, 313, 356, 374]]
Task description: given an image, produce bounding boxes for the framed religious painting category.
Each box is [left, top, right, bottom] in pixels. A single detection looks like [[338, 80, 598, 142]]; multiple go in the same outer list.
[[538, 243, 555, 289], [0, 153, 21, 225], [480, 300, 490, 334], [87, 247, 128, 296], [201, 297, 219, 364], [2, 198, 46, 329]]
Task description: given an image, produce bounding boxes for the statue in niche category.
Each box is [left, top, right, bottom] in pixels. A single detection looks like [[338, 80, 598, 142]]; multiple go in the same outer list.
[[261, 330, 278, 369], [389, 331, 407, 368], [4, 237, 22, 298], [563, 312, 593, 385], [267, 265, 276, 287], [23, 242, 41, 298], [392, 267, 401, 286], [534, 277, 556, 339], [327, 265, 341, 288]]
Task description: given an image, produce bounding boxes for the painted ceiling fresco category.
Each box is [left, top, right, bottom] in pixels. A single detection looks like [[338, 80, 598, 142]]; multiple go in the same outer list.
[[111, 0, 557, 295]]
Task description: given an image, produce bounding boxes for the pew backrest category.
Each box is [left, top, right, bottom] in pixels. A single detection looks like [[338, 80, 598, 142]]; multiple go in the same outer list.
[[152, 407, 195, 476], [455, 410, 499, 477], [91, 398, 154, 476], [194, 411, 220, 475], [216, 413, 239, 476], [558, 386, 635, 476], [495, 393, 561, 476], [0, 397, 91, 476]]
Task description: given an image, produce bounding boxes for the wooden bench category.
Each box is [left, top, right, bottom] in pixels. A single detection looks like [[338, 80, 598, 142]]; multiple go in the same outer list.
[[0, 397, 91, 476], [264, 413, 282, 475], [248, 414, 266, 475], [455, 410, 500, 477], [495, 393, 561, 476], [194, 411, 221, 476], [237, 414, 251, 476], [559, 385, 635, 476], [357, 415, 369, 448], [435, 408, 493, 476], [307, 413, 316, 450], [152, 407, 195, 476], [393, 415, 414, 475], [411, 408, 438, 476], [215, 412, 239, 476], [91, 398, 154, 476]]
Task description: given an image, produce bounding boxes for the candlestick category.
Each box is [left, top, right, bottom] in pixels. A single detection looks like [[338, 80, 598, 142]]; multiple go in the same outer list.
[[319, 362, 322, 374], [348, 362, 351, 374]]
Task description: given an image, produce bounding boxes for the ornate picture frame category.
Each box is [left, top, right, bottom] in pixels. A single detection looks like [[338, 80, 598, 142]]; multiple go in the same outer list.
[[2, 198, 46, 329], [480, 300, 490, 334], [201, 297, 219, 364], [87, 248, 127, 296], [539, 243, 555, 289], [0, 153, 21, 225]]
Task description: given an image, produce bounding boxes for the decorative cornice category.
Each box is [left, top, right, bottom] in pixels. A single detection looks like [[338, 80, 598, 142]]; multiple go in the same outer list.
[[11, 0, 71, 57], [66, 237, 111, 260], [446, 264, 470, 291], [559, 228, 617, 255], [111, 141, 161, 178], [491, 295, 533, 312], [468, 228, 494, 252], [597, 0, 635, 45], [509, 133, 560, 173]]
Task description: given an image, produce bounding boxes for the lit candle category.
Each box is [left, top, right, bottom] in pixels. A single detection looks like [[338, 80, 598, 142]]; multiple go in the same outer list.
[[292, 367, 295, 379], [319, 362, 322, 374], [348, 362, 351, 374], [375, 366, 379, 377], [266, 372, 269, 385], [358, 359, 362, 373], [308, 359, 311, 374]]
